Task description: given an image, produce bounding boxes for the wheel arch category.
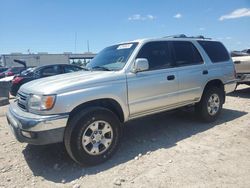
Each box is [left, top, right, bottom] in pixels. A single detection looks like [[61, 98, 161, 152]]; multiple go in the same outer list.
[[203, 79, 225, 103], [68, 98, 125, 123]]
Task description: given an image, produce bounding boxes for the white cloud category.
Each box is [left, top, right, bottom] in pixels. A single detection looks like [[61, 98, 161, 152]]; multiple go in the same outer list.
[[128, 14, 156, 21], [174, 13, 182, 19], [226, 36, 232, 40], [199, 27, 205, 31], [216, 37, 224, 40], [219, 8, 250, 21], [147, 14, 156, 20]]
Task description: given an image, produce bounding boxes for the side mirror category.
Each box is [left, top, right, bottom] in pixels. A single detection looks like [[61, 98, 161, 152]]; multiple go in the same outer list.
[[132, 58, 149, 73]]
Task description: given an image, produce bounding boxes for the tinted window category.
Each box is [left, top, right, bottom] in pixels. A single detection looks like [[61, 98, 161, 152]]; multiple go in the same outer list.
[[172, 41, 203, 66], [11, 67, 26, 74], [137, 41, 174, 70], [0, 68, 8, 73], [64, 65, 82, 73], [41, 66, 61, 77], [198, 41, 230, 63], [20, 68, 35, 76]]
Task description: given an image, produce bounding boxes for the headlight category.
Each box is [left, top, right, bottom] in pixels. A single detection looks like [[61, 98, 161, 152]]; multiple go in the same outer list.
[[28, 94, 56, 111]]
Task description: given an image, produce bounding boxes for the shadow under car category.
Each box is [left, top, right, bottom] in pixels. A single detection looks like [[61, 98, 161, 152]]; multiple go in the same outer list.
[[22, 107, 247, 183]]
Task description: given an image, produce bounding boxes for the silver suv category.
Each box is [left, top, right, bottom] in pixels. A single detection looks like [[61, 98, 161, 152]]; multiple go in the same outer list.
[[6, 35, 236, 165]]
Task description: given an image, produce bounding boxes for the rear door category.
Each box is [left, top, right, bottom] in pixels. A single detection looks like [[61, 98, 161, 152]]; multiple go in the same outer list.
[[172, 41, 206, 103], [127, 41, 179, 117]]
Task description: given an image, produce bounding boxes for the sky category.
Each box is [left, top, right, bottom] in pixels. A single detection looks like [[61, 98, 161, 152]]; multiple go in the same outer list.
[[0, 0, 250, 54]]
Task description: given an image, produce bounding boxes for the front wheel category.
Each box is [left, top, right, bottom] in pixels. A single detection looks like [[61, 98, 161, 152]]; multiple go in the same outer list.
[[64, 107, 121, 166], [195, 87, 224, 122]]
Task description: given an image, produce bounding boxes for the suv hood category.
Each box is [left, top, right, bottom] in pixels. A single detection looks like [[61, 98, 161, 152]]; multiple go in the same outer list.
[[20, 71, 125, 95]]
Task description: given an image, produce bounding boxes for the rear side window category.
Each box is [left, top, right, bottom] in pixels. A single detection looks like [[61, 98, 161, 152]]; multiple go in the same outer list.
[[198, 41, 230, 63], [11, 67, 26, 74], [64, 65, 82, 73], [137, 41, 174, 70], [172, 41, 203, 66], [41, 65, 61, 77]]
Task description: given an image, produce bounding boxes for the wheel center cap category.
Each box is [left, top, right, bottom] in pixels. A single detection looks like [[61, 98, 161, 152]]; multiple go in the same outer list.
[[94, 134, 102, 142]]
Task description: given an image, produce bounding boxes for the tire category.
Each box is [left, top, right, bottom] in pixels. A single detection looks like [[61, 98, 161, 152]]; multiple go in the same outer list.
[[64, 107, 122, 166], [195, 87, 224, 122]]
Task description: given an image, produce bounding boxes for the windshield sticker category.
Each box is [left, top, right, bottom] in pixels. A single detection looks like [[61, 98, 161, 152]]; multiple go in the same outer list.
[[117, 44, 133, 50]]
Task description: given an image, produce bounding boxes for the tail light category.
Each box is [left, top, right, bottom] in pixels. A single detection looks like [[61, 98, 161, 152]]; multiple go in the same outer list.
[[12, 77, 23, 84], [6, 71, 14, 76]]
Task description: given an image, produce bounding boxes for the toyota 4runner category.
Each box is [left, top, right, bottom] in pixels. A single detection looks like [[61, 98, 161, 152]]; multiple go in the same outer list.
[[6, 35, 236, 165]]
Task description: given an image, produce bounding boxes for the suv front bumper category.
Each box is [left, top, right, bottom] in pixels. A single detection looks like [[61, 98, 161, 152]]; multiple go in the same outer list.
[[6, 101, 69, 145]]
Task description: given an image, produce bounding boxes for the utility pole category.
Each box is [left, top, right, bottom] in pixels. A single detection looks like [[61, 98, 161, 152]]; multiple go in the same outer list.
[[74, 32, 77, 53], [87, 40, 90, 52]]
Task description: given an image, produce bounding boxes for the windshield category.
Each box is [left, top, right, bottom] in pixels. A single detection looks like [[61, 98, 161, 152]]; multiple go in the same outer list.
[[20, 67, 35, 76], [86, 42, 138, 71]]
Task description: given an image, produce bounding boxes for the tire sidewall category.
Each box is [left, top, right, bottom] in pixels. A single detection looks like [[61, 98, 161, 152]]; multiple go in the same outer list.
[[201, 87, 224, 122], [65, 107, 121, 166]]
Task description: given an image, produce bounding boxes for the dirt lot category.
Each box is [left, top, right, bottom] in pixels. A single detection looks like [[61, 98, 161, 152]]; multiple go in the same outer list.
[[0, 85, 250, 188]]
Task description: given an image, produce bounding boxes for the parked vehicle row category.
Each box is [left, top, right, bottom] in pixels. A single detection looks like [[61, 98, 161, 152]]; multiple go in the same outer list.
[[0, 67, 26, 79], [0, 67, 8, 73], [6, 35, 237, 166], [10, 64, 83, 96]]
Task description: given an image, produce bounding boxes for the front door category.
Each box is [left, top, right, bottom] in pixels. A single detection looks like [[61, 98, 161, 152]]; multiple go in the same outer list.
[[127, 41, 179, 118]]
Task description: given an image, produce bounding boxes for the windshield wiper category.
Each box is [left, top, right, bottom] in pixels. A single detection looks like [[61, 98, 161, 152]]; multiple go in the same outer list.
[[91, 66, 112, 71]]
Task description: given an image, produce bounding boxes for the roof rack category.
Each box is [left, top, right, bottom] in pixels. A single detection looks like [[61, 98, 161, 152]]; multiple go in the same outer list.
[[163, 34, 211, 40]]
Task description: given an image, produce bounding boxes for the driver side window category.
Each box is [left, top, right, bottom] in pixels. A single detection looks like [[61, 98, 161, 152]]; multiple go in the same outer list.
[[136, 41, 174, 71]]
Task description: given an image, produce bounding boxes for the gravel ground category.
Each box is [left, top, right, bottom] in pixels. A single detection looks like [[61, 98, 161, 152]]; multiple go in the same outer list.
[[0, 85, 250, 188]]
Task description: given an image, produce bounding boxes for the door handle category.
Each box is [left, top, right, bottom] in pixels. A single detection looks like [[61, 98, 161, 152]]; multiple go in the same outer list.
[[167, 75, 175, 80], [202, 70, 208, 75], [234, 61, 241, 64]]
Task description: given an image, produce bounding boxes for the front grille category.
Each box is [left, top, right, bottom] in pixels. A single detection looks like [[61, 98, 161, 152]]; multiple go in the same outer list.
[[17, 92, 28, 111]]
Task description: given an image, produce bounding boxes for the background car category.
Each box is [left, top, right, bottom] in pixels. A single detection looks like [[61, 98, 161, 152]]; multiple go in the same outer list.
[[242, 49, 250, 54], [10, 64, 83, 96], [0, 67, 8, 73], [0, 67, 26, 79]]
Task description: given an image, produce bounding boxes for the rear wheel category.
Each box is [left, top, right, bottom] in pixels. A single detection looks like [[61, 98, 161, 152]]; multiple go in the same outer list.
[[195, 87, 224, 122], [64, 107, 121, 166]]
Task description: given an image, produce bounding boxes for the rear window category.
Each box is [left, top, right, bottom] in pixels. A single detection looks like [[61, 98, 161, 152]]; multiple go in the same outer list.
[[198, 41, 230, 63]]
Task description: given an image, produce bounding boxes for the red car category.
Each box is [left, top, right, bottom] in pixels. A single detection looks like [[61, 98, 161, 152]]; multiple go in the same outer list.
[[0, 67, 26, 79]]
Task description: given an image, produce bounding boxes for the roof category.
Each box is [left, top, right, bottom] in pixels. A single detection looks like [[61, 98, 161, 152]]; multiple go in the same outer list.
[[118, 34, 216, 45]]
